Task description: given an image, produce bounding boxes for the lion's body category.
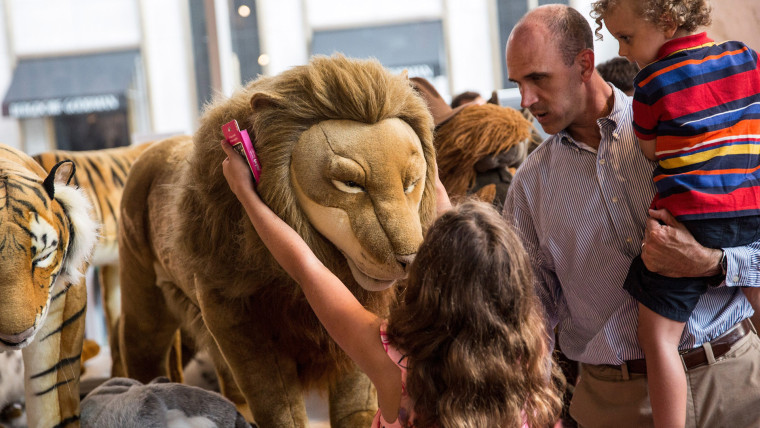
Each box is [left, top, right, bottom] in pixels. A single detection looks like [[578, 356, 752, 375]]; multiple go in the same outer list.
[[117, 55, 436, 427], [0, 144, 99, 428], [33, 143, 153, 376]]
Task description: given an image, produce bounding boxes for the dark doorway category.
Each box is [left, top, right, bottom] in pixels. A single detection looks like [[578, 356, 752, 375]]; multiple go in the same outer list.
[[53, 110, 130, 151]]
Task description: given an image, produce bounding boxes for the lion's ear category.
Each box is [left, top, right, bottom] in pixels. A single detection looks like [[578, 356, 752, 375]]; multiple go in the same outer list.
[[250, 92, 280, 113], [399, 69, 409, 79]]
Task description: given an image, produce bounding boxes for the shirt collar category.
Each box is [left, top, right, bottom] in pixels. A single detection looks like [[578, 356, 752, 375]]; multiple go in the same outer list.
[[657, 32, 714, 60], [557, 84, 630, 148]]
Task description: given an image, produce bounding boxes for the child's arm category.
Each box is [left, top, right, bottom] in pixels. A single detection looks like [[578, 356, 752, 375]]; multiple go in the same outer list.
[[434, 168, 452, 215], [637, 137, 657, 161], [220, 141, 402, 418]]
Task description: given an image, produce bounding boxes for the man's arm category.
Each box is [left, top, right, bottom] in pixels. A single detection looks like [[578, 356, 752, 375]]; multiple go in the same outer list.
[[642, 208, 760, 287]]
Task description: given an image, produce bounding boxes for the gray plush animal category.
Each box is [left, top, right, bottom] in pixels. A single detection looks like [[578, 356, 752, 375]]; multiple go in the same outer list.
[[0, 351, 25, 428], [80, 377, 251, 428]]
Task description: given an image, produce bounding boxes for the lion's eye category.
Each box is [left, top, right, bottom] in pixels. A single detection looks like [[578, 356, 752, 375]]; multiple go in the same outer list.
[[404, 179, 419, 194], [332, 179, 365, 194]]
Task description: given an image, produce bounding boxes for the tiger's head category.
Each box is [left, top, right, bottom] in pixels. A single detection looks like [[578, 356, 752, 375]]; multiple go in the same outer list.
[[0, 145, 98, 350]]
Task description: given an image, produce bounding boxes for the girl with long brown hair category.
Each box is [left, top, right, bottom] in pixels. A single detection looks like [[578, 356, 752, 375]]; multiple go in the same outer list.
[[221, 140, 564, 427]]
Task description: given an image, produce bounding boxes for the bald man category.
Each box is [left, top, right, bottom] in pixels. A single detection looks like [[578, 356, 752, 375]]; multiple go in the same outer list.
[[503, 5, 760, 427]]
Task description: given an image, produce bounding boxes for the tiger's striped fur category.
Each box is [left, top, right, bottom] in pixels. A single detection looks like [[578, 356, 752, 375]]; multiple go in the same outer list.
[[0, 143, 99, 428], [33, 143, 152, 376]]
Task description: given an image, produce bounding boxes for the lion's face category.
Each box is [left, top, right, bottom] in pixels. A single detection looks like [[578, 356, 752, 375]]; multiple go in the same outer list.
[[290, 118, 427, 291]]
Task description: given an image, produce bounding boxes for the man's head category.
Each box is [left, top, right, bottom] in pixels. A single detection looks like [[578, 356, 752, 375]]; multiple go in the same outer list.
[[506, 5, 596, 135], [596, 56, 640, 95], [590, 0, 711, 67]]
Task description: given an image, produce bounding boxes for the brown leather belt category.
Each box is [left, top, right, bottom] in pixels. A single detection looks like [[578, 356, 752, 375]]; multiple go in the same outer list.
[[622, 318, 756, 374]]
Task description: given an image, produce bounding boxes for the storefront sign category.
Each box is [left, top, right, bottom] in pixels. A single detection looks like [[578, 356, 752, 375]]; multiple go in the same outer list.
[[5, 94, 122, 118]]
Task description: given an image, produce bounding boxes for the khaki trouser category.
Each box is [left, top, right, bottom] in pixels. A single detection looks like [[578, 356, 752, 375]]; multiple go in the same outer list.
[[570, 332, 760, 428]]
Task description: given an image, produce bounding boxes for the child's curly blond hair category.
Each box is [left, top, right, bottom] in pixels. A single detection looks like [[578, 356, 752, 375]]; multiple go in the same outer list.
[[590, 0, 712, 40]]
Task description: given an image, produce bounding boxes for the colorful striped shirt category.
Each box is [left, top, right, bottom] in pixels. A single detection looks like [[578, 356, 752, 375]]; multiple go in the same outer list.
[[633, 32, 760, 221], [505, 85, 760, 365]]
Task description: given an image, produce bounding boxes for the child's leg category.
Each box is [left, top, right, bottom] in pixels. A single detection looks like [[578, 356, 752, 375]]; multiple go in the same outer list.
[[637, 303, 687, 428], [742, 287, 760, 329]]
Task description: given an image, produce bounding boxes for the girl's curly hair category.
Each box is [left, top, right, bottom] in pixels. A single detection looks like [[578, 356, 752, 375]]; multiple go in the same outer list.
[[387, 200, 565, 427], [590, 0, 712, 40]]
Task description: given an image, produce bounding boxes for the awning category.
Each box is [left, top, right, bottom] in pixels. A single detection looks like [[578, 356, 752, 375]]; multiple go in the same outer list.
[[2, 49, 139, 118]]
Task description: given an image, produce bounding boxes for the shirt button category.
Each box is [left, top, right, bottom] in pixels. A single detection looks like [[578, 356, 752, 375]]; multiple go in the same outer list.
[[733, 275, 740, 282], [626, 237, 632, 243], [599, 159, 606, 165], [612, 196, 619, 203], [613, 133, 619, 139]]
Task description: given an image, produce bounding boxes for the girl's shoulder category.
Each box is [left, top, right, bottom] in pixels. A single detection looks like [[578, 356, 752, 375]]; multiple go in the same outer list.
[[379, 321, 408, 370]]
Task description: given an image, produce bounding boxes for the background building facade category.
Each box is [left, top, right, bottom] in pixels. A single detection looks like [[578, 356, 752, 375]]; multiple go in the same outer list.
[[0, 0, 756, 153]]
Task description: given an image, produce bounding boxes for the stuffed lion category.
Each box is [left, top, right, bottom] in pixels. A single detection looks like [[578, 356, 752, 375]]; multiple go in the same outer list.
[[117, 55, 437, 427]]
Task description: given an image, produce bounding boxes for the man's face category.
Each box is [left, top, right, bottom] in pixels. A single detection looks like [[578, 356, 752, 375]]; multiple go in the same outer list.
[[507, 26, 583, 135]]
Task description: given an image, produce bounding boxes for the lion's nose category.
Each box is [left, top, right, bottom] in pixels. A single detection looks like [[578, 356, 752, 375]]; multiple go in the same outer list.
[[396, 254, 416, 272]]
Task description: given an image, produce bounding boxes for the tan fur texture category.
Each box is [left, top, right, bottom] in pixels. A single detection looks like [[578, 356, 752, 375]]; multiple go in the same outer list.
[[117, 55, 436, 427], [434, 103, 532, 203]]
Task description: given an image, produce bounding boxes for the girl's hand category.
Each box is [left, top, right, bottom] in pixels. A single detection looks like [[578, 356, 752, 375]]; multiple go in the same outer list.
[[220, 140, 257, 200]]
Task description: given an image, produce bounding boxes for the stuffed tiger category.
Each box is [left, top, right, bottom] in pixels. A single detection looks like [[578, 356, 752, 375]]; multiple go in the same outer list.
[[0, 143, 99, 428], [33, 142, 153, 376]]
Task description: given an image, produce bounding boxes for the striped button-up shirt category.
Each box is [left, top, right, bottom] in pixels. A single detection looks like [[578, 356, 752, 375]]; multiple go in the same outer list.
[[504, 85, 760, 364]]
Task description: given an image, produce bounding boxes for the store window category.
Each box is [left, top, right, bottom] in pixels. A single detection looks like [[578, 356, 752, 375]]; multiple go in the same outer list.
[[311, 20, 446, 81], [189, 0, 261, 113], [2, 50, 143, 152], [53, 111, 130, 151]]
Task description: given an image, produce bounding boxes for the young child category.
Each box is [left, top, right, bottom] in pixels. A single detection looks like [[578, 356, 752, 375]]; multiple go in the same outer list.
[[220, 140, 564, 427], [592, 0, 760, 426]]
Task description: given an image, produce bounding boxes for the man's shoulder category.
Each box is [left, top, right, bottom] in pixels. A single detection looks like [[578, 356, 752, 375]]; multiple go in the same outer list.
[[517, 136, 559, 172], [510, 135, 562, 191]]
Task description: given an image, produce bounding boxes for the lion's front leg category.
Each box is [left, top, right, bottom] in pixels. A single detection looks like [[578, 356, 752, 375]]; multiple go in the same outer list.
[[22, 280, 86, 428], [197, 286, 308, 428], [329, 364, 378, 427]]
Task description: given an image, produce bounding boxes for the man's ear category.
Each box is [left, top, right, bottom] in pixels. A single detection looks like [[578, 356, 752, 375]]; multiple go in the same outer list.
[[577, 48, 596, 82]]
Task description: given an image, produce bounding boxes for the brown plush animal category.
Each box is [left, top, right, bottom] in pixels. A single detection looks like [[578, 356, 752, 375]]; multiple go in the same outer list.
[[117, 55, 437, 427], [412, 77, 533, 207]]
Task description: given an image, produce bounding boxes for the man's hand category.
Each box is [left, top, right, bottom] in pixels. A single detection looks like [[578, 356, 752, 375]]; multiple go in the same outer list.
[[641, 208, 722, 278]]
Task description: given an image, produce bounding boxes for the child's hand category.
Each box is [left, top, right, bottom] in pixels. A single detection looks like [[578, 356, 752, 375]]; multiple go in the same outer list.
[[220, 140, 257, 201]]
